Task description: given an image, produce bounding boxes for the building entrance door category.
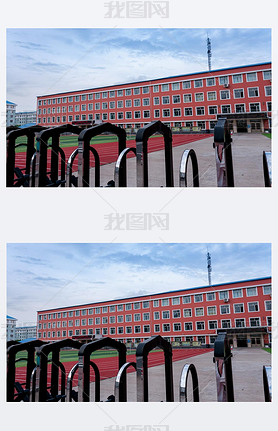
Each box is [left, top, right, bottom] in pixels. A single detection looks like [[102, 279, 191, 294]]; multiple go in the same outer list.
[[250, 121, 261, 132], [236, 120, 248, 132], [237, 334, 248, 347], [251, 336, 261, 347]]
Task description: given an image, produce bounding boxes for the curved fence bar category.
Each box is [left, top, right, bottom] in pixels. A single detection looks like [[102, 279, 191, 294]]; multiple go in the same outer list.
[[179, 363, 199, 402], [78, 123, 126, 187], [35, 339, 82, 402], [7, 340, 45, 402], [136, 121, 173, 187], [35, 124, 82, 187], [114, 362, 136, 401], [213, 118, 234, 187], [6, 125, 45, 187], [136, 335, 174, 402], [263, 365, 272, 402], [66, 148, 78, 187], [179, 149, 199, 187], [78, 337, 127, 402], [263, 151, 272, 187], [213, 332, 234, 402], [114, 147, 136, 187]]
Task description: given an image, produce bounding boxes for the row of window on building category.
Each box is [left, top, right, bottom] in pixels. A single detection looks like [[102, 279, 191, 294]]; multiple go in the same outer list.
[[38, 86, 271, 115], [37, 102, 272, 124], [38, 285, 271, 321], [38, 315, 271, 340], [37, 70, 272, 106], [38, 299, 271, 330]]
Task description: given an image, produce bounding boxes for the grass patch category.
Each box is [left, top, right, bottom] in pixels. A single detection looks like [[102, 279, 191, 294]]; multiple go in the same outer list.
[[263, 133, 271, 139], [263, 347, 271, 353]]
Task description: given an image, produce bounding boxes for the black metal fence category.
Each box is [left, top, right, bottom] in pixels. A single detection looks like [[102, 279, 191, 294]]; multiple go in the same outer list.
[[6, 119, 271, 188], [7, 333, 271, 402]]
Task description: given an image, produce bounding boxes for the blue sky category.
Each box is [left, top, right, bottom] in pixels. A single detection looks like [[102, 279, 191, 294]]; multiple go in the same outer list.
[[6, 28, 271, 111], [7, 243, 271, 325]]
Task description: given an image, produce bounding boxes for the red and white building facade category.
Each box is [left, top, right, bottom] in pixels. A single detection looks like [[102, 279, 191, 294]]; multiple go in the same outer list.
[[37, 277, 271, 348], [36, 62, 271, 134]]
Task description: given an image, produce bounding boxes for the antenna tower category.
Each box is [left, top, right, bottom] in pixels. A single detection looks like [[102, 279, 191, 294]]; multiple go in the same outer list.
[[207, 36, 212, 71], [207, 252, 212, 286]]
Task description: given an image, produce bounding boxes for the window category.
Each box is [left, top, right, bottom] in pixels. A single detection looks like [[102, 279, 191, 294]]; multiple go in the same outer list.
[[250, 317, 260, 327], [219, 76, 229, 85], [232, 74, 243, 83], [267, 316, 271, 326], [221, 105, 231, 114], [161, 83, 169, 91], [154, 324, 160, 332], [153, 97, 160, 105], [125, 303, 132, 311], [184, 107, 193, 116], [248, 87, 259, 97], [194, 294, 203, 303], [173, 108, 181, 116], [183, 296, 191, 304], [207, 306, 216, 315], [125, 112, 132, 119], [109, 91, 115, 97], [154, 311, 160, 320], [196, 107, 205, 115], [196, 321, 205, 330], [246, 287, 257, 297], [142, 86, 149, 94], [206, 77, 215, 86], [134, 111, 141, 118], [234, 303, 244, 313], [143, 325, 150, 333], [125, 88, 132, 96], [125, 99, 132, 108], [95, 318, 100, 325], [125, 314, 132, 322], [173, 323, 181, 331], [248, 302, 259, 312], [88, 318, 93, 325], [153, 299, 159, 307], [162, 109, 170, 117], [134, 313, 141, 321], [126, 326, 132, 334], [220, 90, 230, 99], [173, 309, 181, 318], [235, 318, 245, 328], [172, 82, 180, 90], [183, 308, 192, 317], [143, 301, 149, 308], [184, 322, 193, 331], [153, 85, 159, 92], [162, 310, 170, 319], [235, 104, 245, 113], [162, 96, 170, 104], [195, 307, 204, 316], [263, 285, 271, 295], [219, 291, 229, 300], [134, 302, 140, 310], [183, 94, 192, 103], [222, 320, 231, 329], [206, 292, 215, 301], [263, 70, 271, 80], [220, 304, 230, 314], [265, 86, 271, 96], [163, 323, 170, 332], [81, 95, 87, 101], [246, 72, 257, 82], [143, 110, 150, 118], [133, 87, 140, 95], [173, 95, 181, 104], [194, 79, 203, 88], [208, 106, 217, 115], [117, 90, 123, 96], [118, 327, 124, 334], [250, 103, 260, 112], [134, 325, 141, 333], [232, 288, 243, 298], [143, 312, 150, 321], [143, 98, 150, 106], [195, 93, 204, 102], [209, 320, 217, 329], [234, 89, 244, 98], [162, 298, 169, 306]]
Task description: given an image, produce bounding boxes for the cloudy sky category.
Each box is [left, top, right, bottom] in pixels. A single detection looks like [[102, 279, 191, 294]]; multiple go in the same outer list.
[[6, 28, 271, 111], [7, 243, 271, 326]]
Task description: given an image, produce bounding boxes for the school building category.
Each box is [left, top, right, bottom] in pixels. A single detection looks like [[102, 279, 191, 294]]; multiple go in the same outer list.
[[36, 62, 271, 134], [37, 276, 271, 348]]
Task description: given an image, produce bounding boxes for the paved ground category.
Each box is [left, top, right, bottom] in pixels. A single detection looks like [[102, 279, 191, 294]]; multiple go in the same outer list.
[[85, 347, 271, 402], [88, 133, 271, 187]]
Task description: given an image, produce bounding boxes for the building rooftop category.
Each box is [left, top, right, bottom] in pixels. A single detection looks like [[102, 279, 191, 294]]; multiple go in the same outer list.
[[6, 315, 17, 320]]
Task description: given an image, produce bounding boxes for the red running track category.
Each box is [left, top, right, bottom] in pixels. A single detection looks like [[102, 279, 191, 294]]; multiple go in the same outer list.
[[14, 348, 212, 389], [13, 134, 212, 177]]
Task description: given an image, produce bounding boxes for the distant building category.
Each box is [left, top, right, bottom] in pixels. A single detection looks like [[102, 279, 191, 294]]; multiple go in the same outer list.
[[15, 325, 37, 341], [15, 111, 37, 127], [6, 315, 17, 341], [6, 101, 17, 127]]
